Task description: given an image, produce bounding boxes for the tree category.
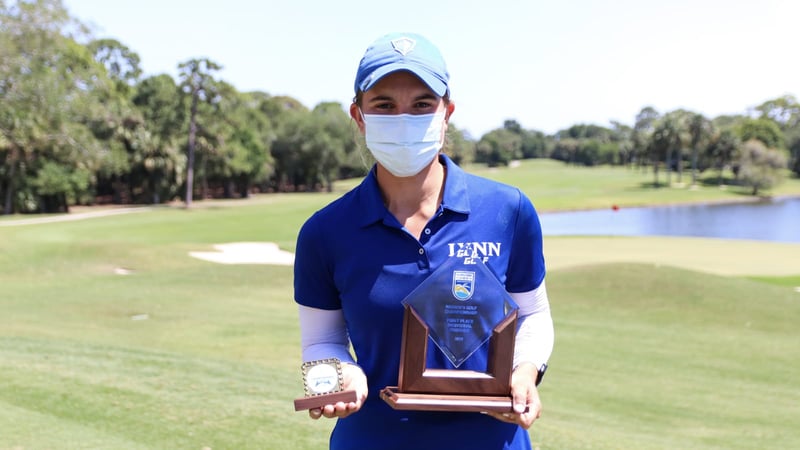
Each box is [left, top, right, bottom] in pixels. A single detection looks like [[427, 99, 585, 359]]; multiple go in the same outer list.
[[502, 119, 522, 134], [305, 102, 353, 192], [706, 129, 740, 186], [633, 106, 659, 170], [213, 89, 277, 197], [87, 38, 141, 94], [550, 124, 619, 167], [445, 123, 475, 165], [789, 136, 800, 177], [497, 120, 548, 160], [610, 121, 633, 166], [754, 96, 800, 178], [688, 113, 713, 186], [550, 137, 579, 165], [268, 102, 355, 192], [132, 74, 185, 203], [737, 118, 784, 150], [753, 95, 800, 130], [0, 0, 107, 213], [650, 112, 688, 186], [475, 128, 521, 167], [178, 57, 221, 207], [738, 139, 787, 195], [555, 124, 614, 142], [262, 95, 312, 192], [84, 37, 155, 205]]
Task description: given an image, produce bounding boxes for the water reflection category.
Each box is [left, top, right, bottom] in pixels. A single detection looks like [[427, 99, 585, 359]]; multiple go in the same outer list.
[[539, 197, 800, 243]]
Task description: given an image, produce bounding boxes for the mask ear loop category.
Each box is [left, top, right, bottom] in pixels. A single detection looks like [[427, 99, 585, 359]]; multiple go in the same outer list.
[[356, 108, 369, 135]]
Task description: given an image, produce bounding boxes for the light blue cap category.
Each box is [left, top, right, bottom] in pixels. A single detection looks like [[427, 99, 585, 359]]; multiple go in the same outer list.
[[354, 32, 449, 96]]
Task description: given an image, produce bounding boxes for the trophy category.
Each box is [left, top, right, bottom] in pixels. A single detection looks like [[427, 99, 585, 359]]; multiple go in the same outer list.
[[380, 257, 520, 412], [294, 358, 358, 411]]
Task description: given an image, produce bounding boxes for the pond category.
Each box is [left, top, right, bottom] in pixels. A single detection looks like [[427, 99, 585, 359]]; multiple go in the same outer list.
[[539, 196, 800, 244]]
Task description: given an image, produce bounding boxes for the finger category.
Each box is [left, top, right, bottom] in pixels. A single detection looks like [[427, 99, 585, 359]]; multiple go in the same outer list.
[[512, 388, 530, 414], [485, 411, 518, 424], [518, 402, 543, 429], [321, 402, 341, 418], [308, 407, 322, 420], [517, 411, 536, 429]]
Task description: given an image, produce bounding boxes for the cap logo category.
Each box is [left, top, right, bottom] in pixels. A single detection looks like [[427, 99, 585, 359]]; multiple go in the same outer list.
[[391, 37, 416, 56]]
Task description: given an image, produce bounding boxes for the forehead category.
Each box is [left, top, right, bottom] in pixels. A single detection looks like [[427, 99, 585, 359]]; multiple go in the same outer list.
[[364, 71, 438, 98]]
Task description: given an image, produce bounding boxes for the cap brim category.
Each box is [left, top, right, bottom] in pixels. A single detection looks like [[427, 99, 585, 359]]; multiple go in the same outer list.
[[360, 63, 448, 97]]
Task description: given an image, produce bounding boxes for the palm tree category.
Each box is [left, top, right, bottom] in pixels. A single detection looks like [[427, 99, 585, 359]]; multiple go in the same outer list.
[[688, 113, 713, 186], [178, 58, 221, 208], [650, 113, 685, 187]]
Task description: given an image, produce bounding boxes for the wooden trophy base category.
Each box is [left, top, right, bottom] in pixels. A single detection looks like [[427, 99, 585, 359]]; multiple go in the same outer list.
[[380, 386, 514, 413], [294, 390, 358, 411], [381, 304, 519, 413]]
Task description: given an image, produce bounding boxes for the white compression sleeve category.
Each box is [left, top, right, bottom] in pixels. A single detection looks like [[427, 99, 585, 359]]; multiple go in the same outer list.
[[297, 304, 356, 364], [509, 280, 555, 370]]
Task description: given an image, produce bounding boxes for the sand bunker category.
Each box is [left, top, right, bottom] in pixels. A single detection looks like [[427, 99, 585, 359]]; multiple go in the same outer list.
[[189, 242, 294, 266]]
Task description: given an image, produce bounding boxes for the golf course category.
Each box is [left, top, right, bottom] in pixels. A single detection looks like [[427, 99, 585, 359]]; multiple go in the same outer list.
[[1, 160, 799, 449]]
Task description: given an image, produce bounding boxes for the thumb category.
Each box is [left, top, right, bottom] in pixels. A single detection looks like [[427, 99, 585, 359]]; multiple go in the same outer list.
[[512, 389, 528, 414]]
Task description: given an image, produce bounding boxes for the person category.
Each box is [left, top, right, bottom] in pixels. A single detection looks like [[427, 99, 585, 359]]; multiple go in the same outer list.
[[293, 32, 554, 450]]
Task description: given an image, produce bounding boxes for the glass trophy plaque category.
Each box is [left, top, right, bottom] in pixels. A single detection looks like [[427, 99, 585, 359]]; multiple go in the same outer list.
[[380, 257, 520, 412]]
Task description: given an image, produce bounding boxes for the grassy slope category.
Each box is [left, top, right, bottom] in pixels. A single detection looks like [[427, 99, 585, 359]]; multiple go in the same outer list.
[[539, 264, 799, 449], [1, 161, 799, 449], [0, 203, 335, 449], [545, 236, 800, 276]]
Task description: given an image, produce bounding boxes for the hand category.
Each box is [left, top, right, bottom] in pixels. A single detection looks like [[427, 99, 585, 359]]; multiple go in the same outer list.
[[486, 362, 542, 429], [308, 363, 368, 420]]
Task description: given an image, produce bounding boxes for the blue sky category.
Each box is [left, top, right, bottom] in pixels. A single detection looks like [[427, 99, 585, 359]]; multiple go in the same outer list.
[[65, 0, 799, 138]]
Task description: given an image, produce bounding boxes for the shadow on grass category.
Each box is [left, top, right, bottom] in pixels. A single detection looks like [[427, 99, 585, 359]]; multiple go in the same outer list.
[[633, 178, 755, 197], [697, 176, 737, 188]]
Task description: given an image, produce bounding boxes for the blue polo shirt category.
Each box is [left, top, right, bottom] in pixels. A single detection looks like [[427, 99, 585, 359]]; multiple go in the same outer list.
[[294, 154, 545, 450]]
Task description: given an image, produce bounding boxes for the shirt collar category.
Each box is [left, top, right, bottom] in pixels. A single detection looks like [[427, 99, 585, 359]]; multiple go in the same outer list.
[[439, 153, 470, 214], [357, 154, 471, 228]]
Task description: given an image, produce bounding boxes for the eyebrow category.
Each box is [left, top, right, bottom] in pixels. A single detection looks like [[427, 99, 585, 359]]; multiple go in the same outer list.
[[413, 93, 439, 102], [367, 93, 439, 103]]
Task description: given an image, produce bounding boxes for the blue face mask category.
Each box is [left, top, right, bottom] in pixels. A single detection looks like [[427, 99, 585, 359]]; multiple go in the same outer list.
[[361, 111, 446, 177]]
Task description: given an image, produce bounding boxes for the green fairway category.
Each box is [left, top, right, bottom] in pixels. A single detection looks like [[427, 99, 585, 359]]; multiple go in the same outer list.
[[464, 159, 800, 212], [1, 163, 799, 449], [539, 264, 800, 449]]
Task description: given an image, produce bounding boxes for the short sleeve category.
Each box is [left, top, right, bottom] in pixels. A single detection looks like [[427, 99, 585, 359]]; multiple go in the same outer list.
[[505, 190, 546, 293], [293, 214, 342, 310]]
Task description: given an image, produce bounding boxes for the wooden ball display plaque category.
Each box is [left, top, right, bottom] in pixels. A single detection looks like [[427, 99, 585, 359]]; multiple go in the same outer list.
[[294, 358, 358, 411]]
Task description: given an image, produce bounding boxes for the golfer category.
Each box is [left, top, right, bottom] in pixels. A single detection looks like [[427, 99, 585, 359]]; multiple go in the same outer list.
[[294, 32, 554, 450]]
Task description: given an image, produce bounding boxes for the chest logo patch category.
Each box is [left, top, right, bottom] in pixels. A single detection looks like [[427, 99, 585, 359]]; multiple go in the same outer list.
[[452, 270, 476, 301]]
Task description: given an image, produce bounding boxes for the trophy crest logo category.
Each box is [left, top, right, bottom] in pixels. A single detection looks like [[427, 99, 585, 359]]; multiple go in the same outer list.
[[452, 270, 475, 301]]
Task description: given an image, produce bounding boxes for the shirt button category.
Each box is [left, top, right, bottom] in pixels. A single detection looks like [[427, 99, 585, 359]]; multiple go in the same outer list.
[[424, 228, 431, 235], [418, 248, 425, 255]]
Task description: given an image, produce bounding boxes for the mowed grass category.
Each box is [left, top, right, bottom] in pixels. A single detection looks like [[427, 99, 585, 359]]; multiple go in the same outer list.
[[1, 161, 799, 449], [539, 264, 799, 449], [1, 199, 338, 449], [464, 159, 800, 212]]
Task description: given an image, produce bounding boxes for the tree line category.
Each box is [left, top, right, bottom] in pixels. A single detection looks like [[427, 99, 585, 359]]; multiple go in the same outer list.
[[475, 100, 798, 196], [2, 0, 798, 215]]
